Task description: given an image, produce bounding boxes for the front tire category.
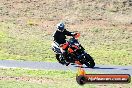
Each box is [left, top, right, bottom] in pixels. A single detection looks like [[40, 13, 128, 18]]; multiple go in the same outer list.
[[84, 54, 95, 68]]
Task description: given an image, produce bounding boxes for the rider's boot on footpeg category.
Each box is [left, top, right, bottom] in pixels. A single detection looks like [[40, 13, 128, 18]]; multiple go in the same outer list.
[[63, 52, 70, 66]]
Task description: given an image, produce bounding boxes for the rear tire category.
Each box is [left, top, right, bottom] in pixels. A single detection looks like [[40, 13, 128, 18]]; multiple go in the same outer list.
[[56, 54, 66, 65], [84, 54, 95, 68]]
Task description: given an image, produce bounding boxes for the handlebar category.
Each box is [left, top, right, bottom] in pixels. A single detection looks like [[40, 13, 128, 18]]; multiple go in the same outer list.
[[74, 33, 80, 39]]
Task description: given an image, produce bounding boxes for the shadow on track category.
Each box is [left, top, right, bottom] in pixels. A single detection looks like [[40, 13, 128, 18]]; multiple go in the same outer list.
[[74, 65, 132, 71], [74, 65, 117, 69]]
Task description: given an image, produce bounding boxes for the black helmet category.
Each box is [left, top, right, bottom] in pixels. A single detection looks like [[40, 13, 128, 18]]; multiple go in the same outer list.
[[56, 22, 65, 32]]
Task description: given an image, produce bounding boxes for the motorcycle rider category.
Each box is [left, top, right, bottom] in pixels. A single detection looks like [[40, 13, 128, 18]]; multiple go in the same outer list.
[[53, 22, 77, 66]]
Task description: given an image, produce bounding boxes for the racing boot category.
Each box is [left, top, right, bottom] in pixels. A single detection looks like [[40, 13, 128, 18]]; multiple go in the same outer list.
[[62, 52, 70, 66]]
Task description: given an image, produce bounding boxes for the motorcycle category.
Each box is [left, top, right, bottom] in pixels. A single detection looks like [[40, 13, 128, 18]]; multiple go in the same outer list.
[[52, 33, 95, 68]]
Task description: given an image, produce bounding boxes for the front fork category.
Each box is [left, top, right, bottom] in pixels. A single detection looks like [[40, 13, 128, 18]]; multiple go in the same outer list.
[[76, 51, 88, 64]]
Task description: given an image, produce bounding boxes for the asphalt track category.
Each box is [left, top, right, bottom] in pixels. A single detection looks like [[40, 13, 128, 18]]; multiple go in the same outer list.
[[0, 60, 132, 75]]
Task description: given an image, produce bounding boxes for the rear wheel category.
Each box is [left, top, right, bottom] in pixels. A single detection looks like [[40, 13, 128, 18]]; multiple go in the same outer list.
[[84, 54, 95, 68], [56, 54, 69, 65], [56, 54, 66, 65]]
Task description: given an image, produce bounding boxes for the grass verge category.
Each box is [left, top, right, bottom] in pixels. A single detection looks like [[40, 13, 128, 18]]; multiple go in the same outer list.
[[0, 68, 131, 88]]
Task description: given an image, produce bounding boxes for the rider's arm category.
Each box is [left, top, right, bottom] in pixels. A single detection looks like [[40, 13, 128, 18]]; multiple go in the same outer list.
[[64, 29, 75, 36]]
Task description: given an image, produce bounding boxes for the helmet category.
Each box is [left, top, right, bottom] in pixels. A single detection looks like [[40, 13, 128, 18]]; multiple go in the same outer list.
[[56, 22, 65, 32]]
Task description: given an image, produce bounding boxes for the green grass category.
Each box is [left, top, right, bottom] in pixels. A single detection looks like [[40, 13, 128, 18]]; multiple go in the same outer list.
[[79, 27, 132, 65], [0, 68, 96, 88], [0, 22, 56, 62], [0, 80, 50, 88], [0, 68, 131, 88]]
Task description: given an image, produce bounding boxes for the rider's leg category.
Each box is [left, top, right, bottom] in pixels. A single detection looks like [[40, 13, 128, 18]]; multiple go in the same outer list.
[[60, 48, 70, 66], [60, 48, 67, 60]]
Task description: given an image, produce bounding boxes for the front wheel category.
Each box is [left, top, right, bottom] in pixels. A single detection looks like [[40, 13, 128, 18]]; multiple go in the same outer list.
[[84, 54, 95, 68]]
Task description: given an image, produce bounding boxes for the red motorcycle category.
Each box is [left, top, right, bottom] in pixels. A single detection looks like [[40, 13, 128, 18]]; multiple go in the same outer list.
[[52, 33, 95, 68]]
